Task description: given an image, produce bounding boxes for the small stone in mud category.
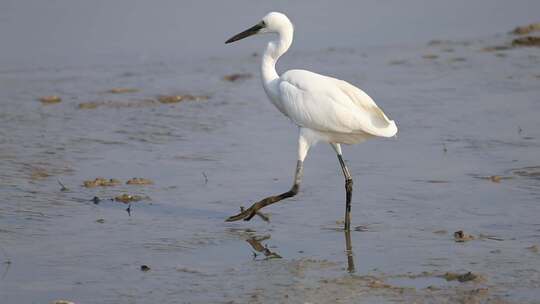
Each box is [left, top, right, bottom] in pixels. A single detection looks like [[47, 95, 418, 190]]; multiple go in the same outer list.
[[83, 178, 121, 188], [106, 88, 139, 94], [126, 177, 153, 185], [223, 73, 252, 82], [96, 218, 105, 224], [443, 271, 482, 282], [454, 230, 475, 242], [512, 36, 540, 47], [114, 194, 143, 203], [512, 23, 540, 35], [140, 265, 150, 272], [38, 95, 62, 104]]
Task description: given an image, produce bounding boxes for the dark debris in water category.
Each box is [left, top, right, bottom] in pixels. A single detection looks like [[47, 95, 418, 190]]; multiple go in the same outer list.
[[511, 166, 540, 179], [106, 88, 139, 94], [512, 23, 540, 35], [442, 272, 484, 283], [114, 194, 145, 203], [157, 94, 209, 104], [454, 230, 475, 242], [140, 265, 150, 272], [83, 178, 121, 188], [38, 95, 62, 104], [126, 177, 153, 185], [223, 73, 252, 82], [512, 36, 540, 47]]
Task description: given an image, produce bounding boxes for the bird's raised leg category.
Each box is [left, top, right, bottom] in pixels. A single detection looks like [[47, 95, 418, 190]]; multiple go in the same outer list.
[[332, 144, 353, 231], [226, 129, 312, 222], [226, 160, 303, 222]]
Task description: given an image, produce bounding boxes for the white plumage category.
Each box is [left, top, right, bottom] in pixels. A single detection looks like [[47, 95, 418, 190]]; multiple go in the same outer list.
[[225, 12, 397, 230]]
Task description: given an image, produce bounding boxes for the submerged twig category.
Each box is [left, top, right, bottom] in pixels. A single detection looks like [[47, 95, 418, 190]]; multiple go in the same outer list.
[[202, 172, 208, 185], [57, 179, 68, 191]]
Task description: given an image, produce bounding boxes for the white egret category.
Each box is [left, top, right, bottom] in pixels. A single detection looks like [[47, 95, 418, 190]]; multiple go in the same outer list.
[[225, 12, 397, 231]]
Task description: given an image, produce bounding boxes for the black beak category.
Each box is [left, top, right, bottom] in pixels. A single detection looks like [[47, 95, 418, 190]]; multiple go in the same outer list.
[[225, 22, 265, 44]]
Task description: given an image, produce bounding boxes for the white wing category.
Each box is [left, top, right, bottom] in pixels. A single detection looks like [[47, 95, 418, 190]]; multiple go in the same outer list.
[[278, 69, 397, 137]]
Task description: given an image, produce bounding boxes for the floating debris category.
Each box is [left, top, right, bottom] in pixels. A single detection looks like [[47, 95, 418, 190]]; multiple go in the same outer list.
[[140, 265, 150, 272], [157, 94, 208, 104], [202, 172, 208, 184], [512, 23, 540, 35], [512, 36, 540, 47], [83, 178, 121, 188], [489, 175, 502, 183], [38, 95, 62, 104], [57, 179, 68, 191], [354, 225, 369, 232], [474, 175, 512, 183], [481, 45, 512, 52], [478, 234, 504, 241], [511, 166, 540, 179], [106, 88, 139, 94], [454, 230, 475, 242], [223, 73, 252, 82], [388, 59, 407, 65], [30, 167, 50, 180], [114, 194, 144, 203], [443, 271, 482, 283], [126, 177, 153, 185], [422, 54, 438, 60], [449, 57, 466, 62], [91, 196, 101, 204], [78, 99, 157, 109], [526, 245, 539, 253]]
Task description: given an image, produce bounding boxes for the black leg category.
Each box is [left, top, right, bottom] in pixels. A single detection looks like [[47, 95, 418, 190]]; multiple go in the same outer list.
[[344, 228, 355, 273], [337, 155, 353, 231], [226, 161, 303, 222]]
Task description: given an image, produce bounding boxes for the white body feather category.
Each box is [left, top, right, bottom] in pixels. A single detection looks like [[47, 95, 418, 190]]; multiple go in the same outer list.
[[258, 13, 397, 149]]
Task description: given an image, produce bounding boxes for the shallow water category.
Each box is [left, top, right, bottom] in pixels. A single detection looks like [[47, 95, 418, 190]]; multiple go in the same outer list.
[[1, 1, 540, 303]]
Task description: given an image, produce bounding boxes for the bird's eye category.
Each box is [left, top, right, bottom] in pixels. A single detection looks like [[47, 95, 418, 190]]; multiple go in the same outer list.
[[260, 20, 267, 27]]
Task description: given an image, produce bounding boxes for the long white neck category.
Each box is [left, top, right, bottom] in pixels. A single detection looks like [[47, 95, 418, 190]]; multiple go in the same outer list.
[[261, 26, 293, 98]]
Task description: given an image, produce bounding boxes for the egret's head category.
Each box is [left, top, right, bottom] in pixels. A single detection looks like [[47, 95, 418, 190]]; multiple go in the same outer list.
[[225, 12, 292, 44]]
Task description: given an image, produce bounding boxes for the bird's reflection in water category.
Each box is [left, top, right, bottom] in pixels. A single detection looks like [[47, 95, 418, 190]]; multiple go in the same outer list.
[[228, 227, 355, 272], [344, 229, 355, 273], [245, 235, 282, 260]]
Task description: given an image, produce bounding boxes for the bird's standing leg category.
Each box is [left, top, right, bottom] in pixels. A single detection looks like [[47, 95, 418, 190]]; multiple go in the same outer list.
[[332, 144, 353, 231], [226, 129, 312, 222]]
